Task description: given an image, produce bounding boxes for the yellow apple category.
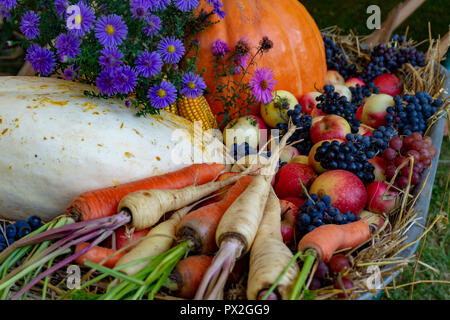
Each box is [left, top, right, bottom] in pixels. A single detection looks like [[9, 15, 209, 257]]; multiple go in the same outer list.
[[260, 90, 299, 128]]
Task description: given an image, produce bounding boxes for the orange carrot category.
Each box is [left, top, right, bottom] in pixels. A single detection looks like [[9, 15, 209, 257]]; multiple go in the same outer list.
[[297, 218, 371, 263], [74, 243, 125, 269], [164, 255, 213, 299], [67, 163, 224, 221], [176, 176, 255, 255]]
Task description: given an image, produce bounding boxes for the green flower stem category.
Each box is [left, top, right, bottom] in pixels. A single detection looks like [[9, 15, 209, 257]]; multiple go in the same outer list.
[[147, 258, 179, 300], [289, 249, 317, 300]]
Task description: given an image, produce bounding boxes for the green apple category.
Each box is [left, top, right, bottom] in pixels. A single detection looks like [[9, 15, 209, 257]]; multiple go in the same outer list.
[[260, 90, 299, 128]]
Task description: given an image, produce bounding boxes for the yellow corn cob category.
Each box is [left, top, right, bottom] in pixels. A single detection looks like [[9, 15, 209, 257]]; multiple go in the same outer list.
[[164, 103, 179, 115], [177, 95, 218, 131]]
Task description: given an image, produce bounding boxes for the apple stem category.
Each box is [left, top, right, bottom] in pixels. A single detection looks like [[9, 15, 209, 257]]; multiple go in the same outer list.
[[289, 249, 317, 300]]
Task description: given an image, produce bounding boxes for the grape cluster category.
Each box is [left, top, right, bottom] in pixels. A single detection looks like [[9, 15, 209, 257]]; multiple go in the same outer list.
[[367, 125, 398, 153], [385, 92, 443, 136], [360, 39, 426, 82], [316, 85, 361, 133], [383, 132, 437, 189], [0, 216, 42, 252], [314, 138, 376, 183], [349, 82, 380, 107], [296, 194, 359, 235], [277, 104, 314, 155], [323, 35, 358, 79]]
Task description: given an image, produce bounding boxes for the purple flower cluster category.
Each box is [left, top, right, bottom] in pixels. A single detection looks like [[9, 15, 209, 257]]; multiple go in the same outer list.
[[95, 14, 128, 47], [99, 47, 124, 68], [0, 0, 16, 18], [207, 0, 225, 19], [147, 81, 177, 109], [130, 0, 150, 20], [25, 44, 55, 76], [249, 68, 277, 104], [142, 14, 161, 37], [212, 39, 229, 57], [135, 51, 162, 78], [180, 72, 206, 99], [158, 37, 185, 64], [54, 0, 68, 17], [69, 1, 95, 37], [174, 0, 199, 12], [96, 66, 138, 96], [55, 33, 81, 60], [20, 11, 40, 40]]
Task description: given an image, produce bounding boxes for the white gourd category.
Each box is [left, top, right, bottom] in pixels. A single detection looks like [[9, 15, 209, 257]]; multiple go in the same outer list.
[[0, 77, 225, 220]]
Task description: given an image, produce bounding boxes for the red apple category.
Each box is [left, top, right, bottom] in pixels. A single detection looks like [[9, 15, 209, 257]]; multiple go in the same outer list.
[[334, 84, 352, 102], [345, 77, 366, 88], [289, 155, 310, 165], [309, 170, 367, 215], [280, 199, 299, 225], [356, 105, 364, 121], [260, 90, 299, 128], [299, 92, 321, 115], [358, 124, 374, 137], [368, 157, 387, 181], [274, 163, 317, 199], [359, 210, 385, 229], [223, 115, 261, 149], [115, 227, 150, 252], [311, 106, 327, 118], [308, 139, 345, 174], [310, 115, 351, 144], [366, 181, 398, 214], [281, 197, 305, 208], [280, 146, 301, 163], [325, 70, 345, 86], [361, 94, 395, 128], [373, 73, 402, 96], [280, 221, 294, 245]]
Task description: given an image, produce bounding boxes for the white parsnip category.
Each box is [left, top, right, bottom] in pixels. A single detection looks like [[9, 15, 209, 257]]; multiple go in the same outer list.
[[118, 174, 242, 230], [247, 190, 300, 300]]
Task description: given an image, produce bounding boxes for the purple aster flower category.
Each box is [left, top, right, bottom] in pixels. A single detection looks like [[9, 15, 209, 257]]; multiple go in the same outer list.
[[249, 68, 277, 104], [63, 65, 77, 80], [174, 0, 199, 12], [130, 0, 150, 20], [135, 51, 162, 78], [142, 14, 161, 37], [114, 65, 137, 95], [234, 54, 249, 75], [212, 39, 229, 57], [149, 0, 170, 11], [25, 44, 55, 76], [95, 14, 128, 47], [207, 0, 225, 19], [99, 47, 124, 68], [55, 33, 81, 60], [0, 0, 16, 10], [147, 81, 177, 109], [96, 68, 119, 96], [157, 37, 185, 64], [180, 72, 206, 99], [54, 0, 68, 17], [69, 1, 95, 37], [0, 7, 11, 19], [125, 100, 132, 107], [20, 11, 40, 40]]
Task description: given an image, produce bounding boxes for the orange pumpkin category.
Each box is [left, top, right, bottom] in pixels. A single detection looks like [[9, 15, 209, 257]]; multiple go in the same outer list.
[[196, 0, 327, 125]]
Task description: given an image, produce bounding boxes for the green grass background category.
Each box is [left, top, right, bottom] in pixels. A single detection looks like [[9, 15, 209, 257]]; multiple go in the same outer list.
[[300, 0, 449, 300]]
